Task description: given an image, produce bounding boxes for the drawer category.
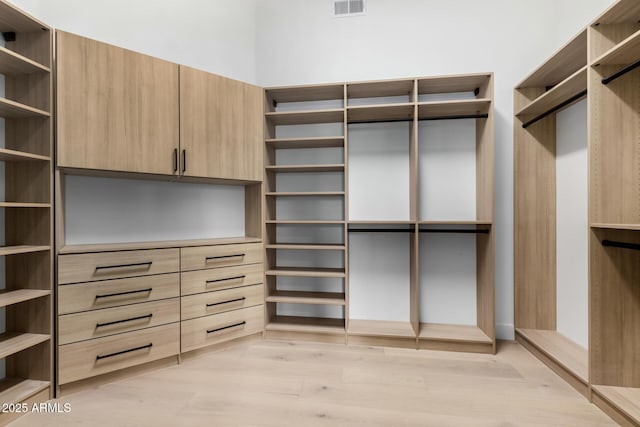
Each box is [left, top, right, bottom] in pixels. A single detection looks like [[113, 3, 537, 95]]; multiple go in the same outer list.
[[180, 243, 262, 271], [58, 273, 180, 314], [59, 323, 179, 385], [181, 305, 263, 353], [181, 263, 263, 296], [181, 284, 263, 320], [59, 298, 180, 345], [58, 248, 180, 284]]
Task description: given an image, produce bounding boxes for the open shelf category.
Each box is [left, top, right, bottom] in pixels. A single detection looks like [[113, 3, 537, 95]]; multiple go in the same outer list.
[[419, 323, 492, 344], [348, 319, 415, 338], [349, 220, 414, 225], [418, 220, 492, 226], [417, 99, 490, 120], [266, 191, 345, 197], [0, 332, 50, 359], [0, 148, 50, 162], [266, 291, 346, 306], [0, 378, 49, 407], [346, 103, 414, 124], [418, 73, 491, 94], [592, 385, 640, 423], [265, 243, 346, 250], [0, 202, 51, 208], [265, 164, 344, 173], [516, 29, 587, 89], [267, 83, 345, 104], [516, 66, 587, 119], [0, 245, 50, 256], [592, 0, 640, 25], [0, 0, 49, 32], [265, 109, 344, 126], [266, 267, 346, 278], [0, 289, 50, 308], [591, 223, 640, 231], [266, 315, 345, 334], [265, 220, 345, 225], [593, 28, 640, 66], [516, 329, 588, 383], [0, 45, 49, 75], [0, 97, 49, 119], [265, 136, 345, 149], [347, 79, 414, 99]]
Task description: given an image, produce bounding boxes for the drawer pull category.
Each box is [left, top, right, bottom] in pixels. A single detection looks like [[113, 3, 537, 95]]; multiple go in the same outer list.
[[206, 297, 246, 308], [205, 275, 246, 284], [207, 321, 246, 334], [96, 314, 153, 329], [95, 261, 153, 271], [205, 254, 245, 262], [95, 288, 153, 300], [96, 343, 153, 361]]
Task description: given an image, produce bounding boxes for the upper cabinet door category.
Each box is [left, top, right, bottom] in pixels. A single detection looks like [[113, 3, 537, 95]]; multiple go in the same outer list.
[[56, 31, 179, 175], [180, 66, 263, 181]]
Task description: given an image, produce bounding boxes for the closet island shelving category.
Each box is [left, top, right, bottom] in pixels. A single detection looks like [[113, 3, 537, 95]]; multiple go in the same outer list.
[[264, 73, 495, 353]]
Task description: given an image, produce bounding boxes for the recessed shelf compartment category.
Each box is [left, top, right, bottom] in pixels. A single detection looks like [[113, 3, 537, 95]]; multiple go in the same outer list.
[[266, 267, 346, 278], [266, 291, 346, 306], [265, 315, 345, 334], [0, 97, 49, 119], [265, 164, 344, 173], [348, 319, 415, 338], [0, 45, 50, 75], [592, 0, 640, 25], [418, 74, 491, 95], [0, 332, 50, 359], [0, 378, 49, 407], [347, 103, 414, 124], [419, 323, 492, 344], [265, 136, 345, 149], [0, 148, 50, 162], [417, 99, 491, 120], [265, 109, 344, 126], [0, 289, 50, 308], [347, 79, 414, 100], [266, 84, 345, 104], [593, 29, 640, 66], [0, 0, 49, 32], [516, 329, 588, 385]]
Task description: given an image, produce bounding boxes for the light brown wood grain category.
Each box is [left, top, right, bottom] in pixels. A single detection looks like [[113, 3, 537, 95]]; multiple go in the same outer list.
[[58, 298, 180, 345], [56, 31, 179, 174], [58, 323, 179, 385], [181, 243, 262, 271], [181, 263, 263, 296], [58, 248, 180, 284], [58, 236, 262, 254], [181, 284, 263, 320], [179, 66, 263, 181]]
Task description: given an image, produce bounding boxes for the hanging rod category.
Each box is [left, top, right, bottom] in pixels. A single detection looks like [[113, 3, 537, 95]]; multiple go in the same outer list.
[[602, 59, 640, 85], [419, 229, 489, 234], [522, 90, 587, 129], [602, 239, 640, 251], [348, 228, 414, 233]]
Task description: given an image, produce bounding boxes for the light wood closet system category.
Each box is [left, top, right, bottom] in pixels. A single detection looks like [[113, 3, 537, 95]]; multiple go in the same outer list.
[[0, 0, 53, 422], [264, 74, 495, 354], [515, 0, 640, 424]]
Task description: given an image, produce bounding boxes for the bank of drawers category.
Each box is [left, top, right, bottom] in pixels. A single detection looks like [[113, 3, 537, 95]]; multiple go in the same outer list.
[[57, 241, 264, 386], [179, 242, 264, 353]]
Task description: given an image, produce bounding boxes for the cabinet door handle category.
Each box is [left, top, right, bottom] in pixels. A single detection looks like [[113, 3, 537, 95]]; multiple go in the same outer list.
[[95, 262, 152, 272], [207, 321, 246, 334], [205, 275, 246, 284], [206, 297, 245, 308], [96, 314, 153, 328], [96, 343, 153, 361], [205, 254, 245, 262], [95, 288, 153, 300], [173, 148, 178, 173], [182, 149, 186, 173]]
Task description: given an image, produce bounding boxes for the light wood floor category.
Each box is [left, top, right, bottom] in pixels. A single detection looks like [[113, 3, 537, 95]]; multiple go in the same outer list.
[[12, 339, 614, 426]]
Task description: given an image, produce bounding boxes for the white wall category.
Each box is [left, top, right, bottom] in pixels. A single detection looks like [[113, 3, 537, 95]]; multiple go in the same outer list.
[[255, 0, 614, 340], [10, 0, 258, 83]]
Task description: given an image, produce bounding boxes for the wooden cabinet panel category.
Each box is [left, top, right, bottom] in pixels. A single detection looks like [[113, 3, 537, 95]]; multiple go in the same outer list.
[[180, 66, 263, 181], [56, 31, 179, 174], [180, 243, 262, 272], [181, 263, 264, 296], [181, 284, 263, 321]]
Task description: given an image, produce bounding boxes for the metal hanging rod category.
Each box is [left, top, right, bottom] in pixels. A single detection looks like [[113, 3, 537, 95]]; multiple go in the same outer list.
[[522, 90, 587, 129], [419, 114, 489, 122], [419, 229, 489, 234], [602, 59, 640, 85], [602, 239, 640, 251]]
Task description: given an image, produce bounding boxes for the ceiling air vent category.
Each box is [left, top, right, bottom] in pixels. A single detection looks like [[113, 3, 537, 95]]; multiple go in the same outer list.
[[334, 0, 365, 17]]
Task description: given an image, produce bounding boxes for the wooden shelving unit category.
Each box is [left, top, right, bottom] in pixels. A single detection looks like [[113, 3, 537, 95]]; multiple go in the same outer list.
[[0, 0, 54, 418], [516, 1, 640, 424], [265, 74, 494, 353]]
